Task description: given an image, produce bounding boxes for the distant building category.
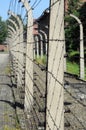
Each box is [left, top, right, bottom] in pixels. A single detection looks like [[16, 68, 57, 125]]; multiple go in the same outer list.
[[65, 0, 68, 12], [33, 19, 38, 35], [33, 8, 49, 36], [33, 9, 49, 56], [0, 44, 7, 52]]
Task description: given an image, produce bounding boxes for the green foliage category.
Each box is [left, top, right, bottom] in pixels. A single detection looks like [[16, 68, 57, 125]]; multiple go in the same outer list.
[[65, 0, 82, 52], [65, 1, 86, 52], [69, 50, 79, 57], [4, 125, 21, 130], [67, 0, 80, 14], [68, 50, 79, 63], [65, 15, 80, 52], [0, 17, 8, 43], [79, 2, 86, 47], [67, 60, 86, 80], [65, 1, 86, 80]]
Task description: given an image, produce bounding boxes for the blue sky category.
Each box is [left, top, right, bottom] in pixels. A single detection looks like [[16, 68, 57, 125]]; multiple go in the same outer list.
[[0, 0, 50, 20], [0, 0, 11, 20], [32, 0, 50, 18]]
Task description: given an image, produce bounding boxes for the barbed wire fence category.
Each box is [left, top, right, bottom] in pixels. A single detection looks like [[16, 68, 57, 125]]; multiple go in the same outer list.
[[46, 0, 64, 130], [7, 0, 64, 130], [6, 0, 86, 130]]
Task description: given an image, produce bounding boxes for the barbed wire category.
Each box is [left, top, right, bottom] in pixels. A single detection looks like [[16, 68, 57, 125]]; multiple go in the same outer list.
[[7, 0, 86, 129]]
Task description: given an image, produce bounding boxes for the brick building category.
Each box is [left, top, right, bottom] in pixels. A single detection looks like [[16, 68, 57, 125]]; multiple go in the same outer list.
[[33, 9, 49, 56], [0, 44, 7, 52]]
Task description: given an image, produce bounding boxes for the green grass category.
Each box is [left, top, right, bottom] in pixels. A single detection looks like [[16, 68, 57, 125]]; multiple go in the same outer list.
[[69, 50, 79, 57], [4, 111, 21, 130], [5, 66, 11, 74], [4, 125, 21, 130], [35, 55, 47, 65], [35, 55, 86, 80], [67, 61, 79, 75], [67, 60, 86, 80]]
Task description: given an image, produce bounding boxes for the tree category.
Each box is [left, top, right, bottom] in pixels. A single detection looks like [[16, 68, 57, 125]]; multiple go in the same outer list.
[[79, 2, 86, 48], [67, 0, 80, 14], [65, 0, 86, 63], [0, 17, 8, 44], [65, 1, 86, 51], [65, 0, 81, 51]]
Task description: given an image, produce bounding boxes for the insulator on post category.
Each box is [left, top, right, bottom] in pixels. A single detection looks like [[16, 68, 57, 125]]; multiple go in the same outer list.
[[18, 0, 21, 3]]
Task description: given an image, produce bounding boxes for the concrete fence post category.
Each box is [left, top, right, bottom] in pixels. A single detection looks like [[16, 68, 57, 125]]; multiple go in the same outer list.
[[35, 35, 39, 58], [70, 14, 85, 79], [46, 0, 64, 130], [7, 29, 15, 50], [64, 41, 67, 72], [20, 0, 33, 113], [39, 30, 48, 55], [8, 11, 24, 104], [8, 18, 19, 79], [40, 33, 43, 58]]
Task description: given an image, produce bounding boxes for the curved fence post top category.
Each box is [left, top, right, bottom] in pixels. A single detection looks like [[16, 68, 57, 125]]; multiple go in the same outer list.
[[70, 14, 82, 25], [8, 18, 19, 31], [8, 10, 23, 27], [70, 13, 84, 79], [8, 10, 16, 17], [8, 25, 16, 33]]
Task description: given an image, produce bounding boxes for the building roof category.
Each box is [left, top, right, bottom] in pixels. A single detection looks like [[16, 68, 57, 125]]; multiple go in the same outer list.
[[36, 8, 49, 22]]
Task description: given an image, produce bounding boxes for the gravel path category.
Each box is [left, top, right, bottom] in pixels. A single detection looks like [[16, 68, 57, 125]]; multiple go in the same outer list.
[[1, 53, 85, 130], [0, 53, 19, 130], [64, 75, 86, 130]]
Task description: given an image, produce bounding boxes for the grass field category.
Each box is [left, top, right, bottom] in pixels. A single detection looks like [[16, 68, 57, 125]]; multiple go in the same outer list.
[[67, 60, 86, 80], [35, 55, 86, 80]]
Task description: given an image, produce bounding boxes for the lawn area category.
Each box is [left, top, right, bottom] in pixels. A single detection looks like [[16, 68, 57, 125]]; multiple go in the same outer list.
[[67, 61, 79, 75], [35, 56, 86, 80], [67, 60, 86, 80]]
